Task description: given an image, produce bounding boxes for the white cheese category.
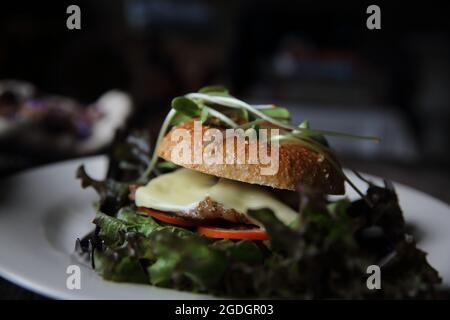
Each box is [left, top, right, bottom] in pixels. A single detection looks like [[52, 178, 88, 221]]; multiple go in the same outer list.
[[135, 168, 298, 225]]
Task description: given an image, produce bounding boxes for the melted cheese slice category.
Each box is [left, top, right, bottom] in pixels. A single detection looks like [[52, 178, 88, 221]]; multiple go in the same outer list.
[[135, 168, 298, 226]]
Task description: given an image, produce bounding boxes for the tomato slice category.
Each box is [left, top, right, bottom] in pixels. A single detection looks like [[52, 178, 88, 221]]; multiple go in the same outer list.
[[137, 207, 195, 226], [137, 207, 268, 240], [197, 225, 268, 240]]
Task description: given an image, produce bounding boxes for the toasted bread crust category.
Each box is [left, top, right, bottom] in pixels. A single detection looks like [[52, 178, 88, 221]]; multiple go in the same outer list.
[[157, 120, 345, 194]]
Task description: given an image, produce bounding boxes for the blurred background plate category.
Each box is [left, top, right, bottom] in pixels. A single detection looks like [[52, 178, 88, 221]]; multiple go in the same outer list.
[[0, 156, 448, 299]]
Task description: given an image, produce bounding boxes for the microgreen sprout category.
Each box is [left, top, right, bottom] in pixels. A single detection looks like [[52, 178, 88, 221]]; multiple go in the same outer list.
[[140, 86, 380, 199]]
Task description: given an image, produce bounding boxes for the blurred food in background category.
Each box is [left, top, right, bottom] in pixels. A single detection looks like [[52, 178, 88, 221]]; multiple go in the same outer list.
[[0, 80, 132, 174]]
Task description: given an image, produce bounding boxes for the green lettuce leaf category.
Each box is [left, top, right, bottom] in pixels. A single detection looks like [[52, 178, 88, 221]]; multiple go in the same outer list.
[[94, 249, 148, 284], [147, 229, 227, 290]]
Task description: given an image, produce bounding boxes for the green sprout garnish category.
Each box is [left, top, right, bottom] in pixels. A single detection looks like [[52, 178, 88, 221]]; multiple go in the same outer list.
[[139, 85, 380, 198]]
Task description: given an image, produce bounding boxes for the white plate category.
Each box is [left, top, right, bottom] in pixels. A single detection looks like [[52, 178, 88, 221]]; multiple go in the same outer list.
[[0, 156, 449, 299]]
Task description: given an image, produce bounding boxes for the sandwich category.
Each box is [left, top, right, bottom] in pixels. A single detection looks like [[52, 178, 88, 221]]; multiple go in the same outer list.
[[131, 85, 353, 240], [77, 85, 441, 299], [133, 119, 345, 240]]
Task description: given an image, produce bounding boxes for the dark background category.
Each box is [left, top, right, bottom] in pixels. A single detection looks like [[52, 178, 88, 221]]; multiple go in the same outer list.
[[0, 0, 449, 299]]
